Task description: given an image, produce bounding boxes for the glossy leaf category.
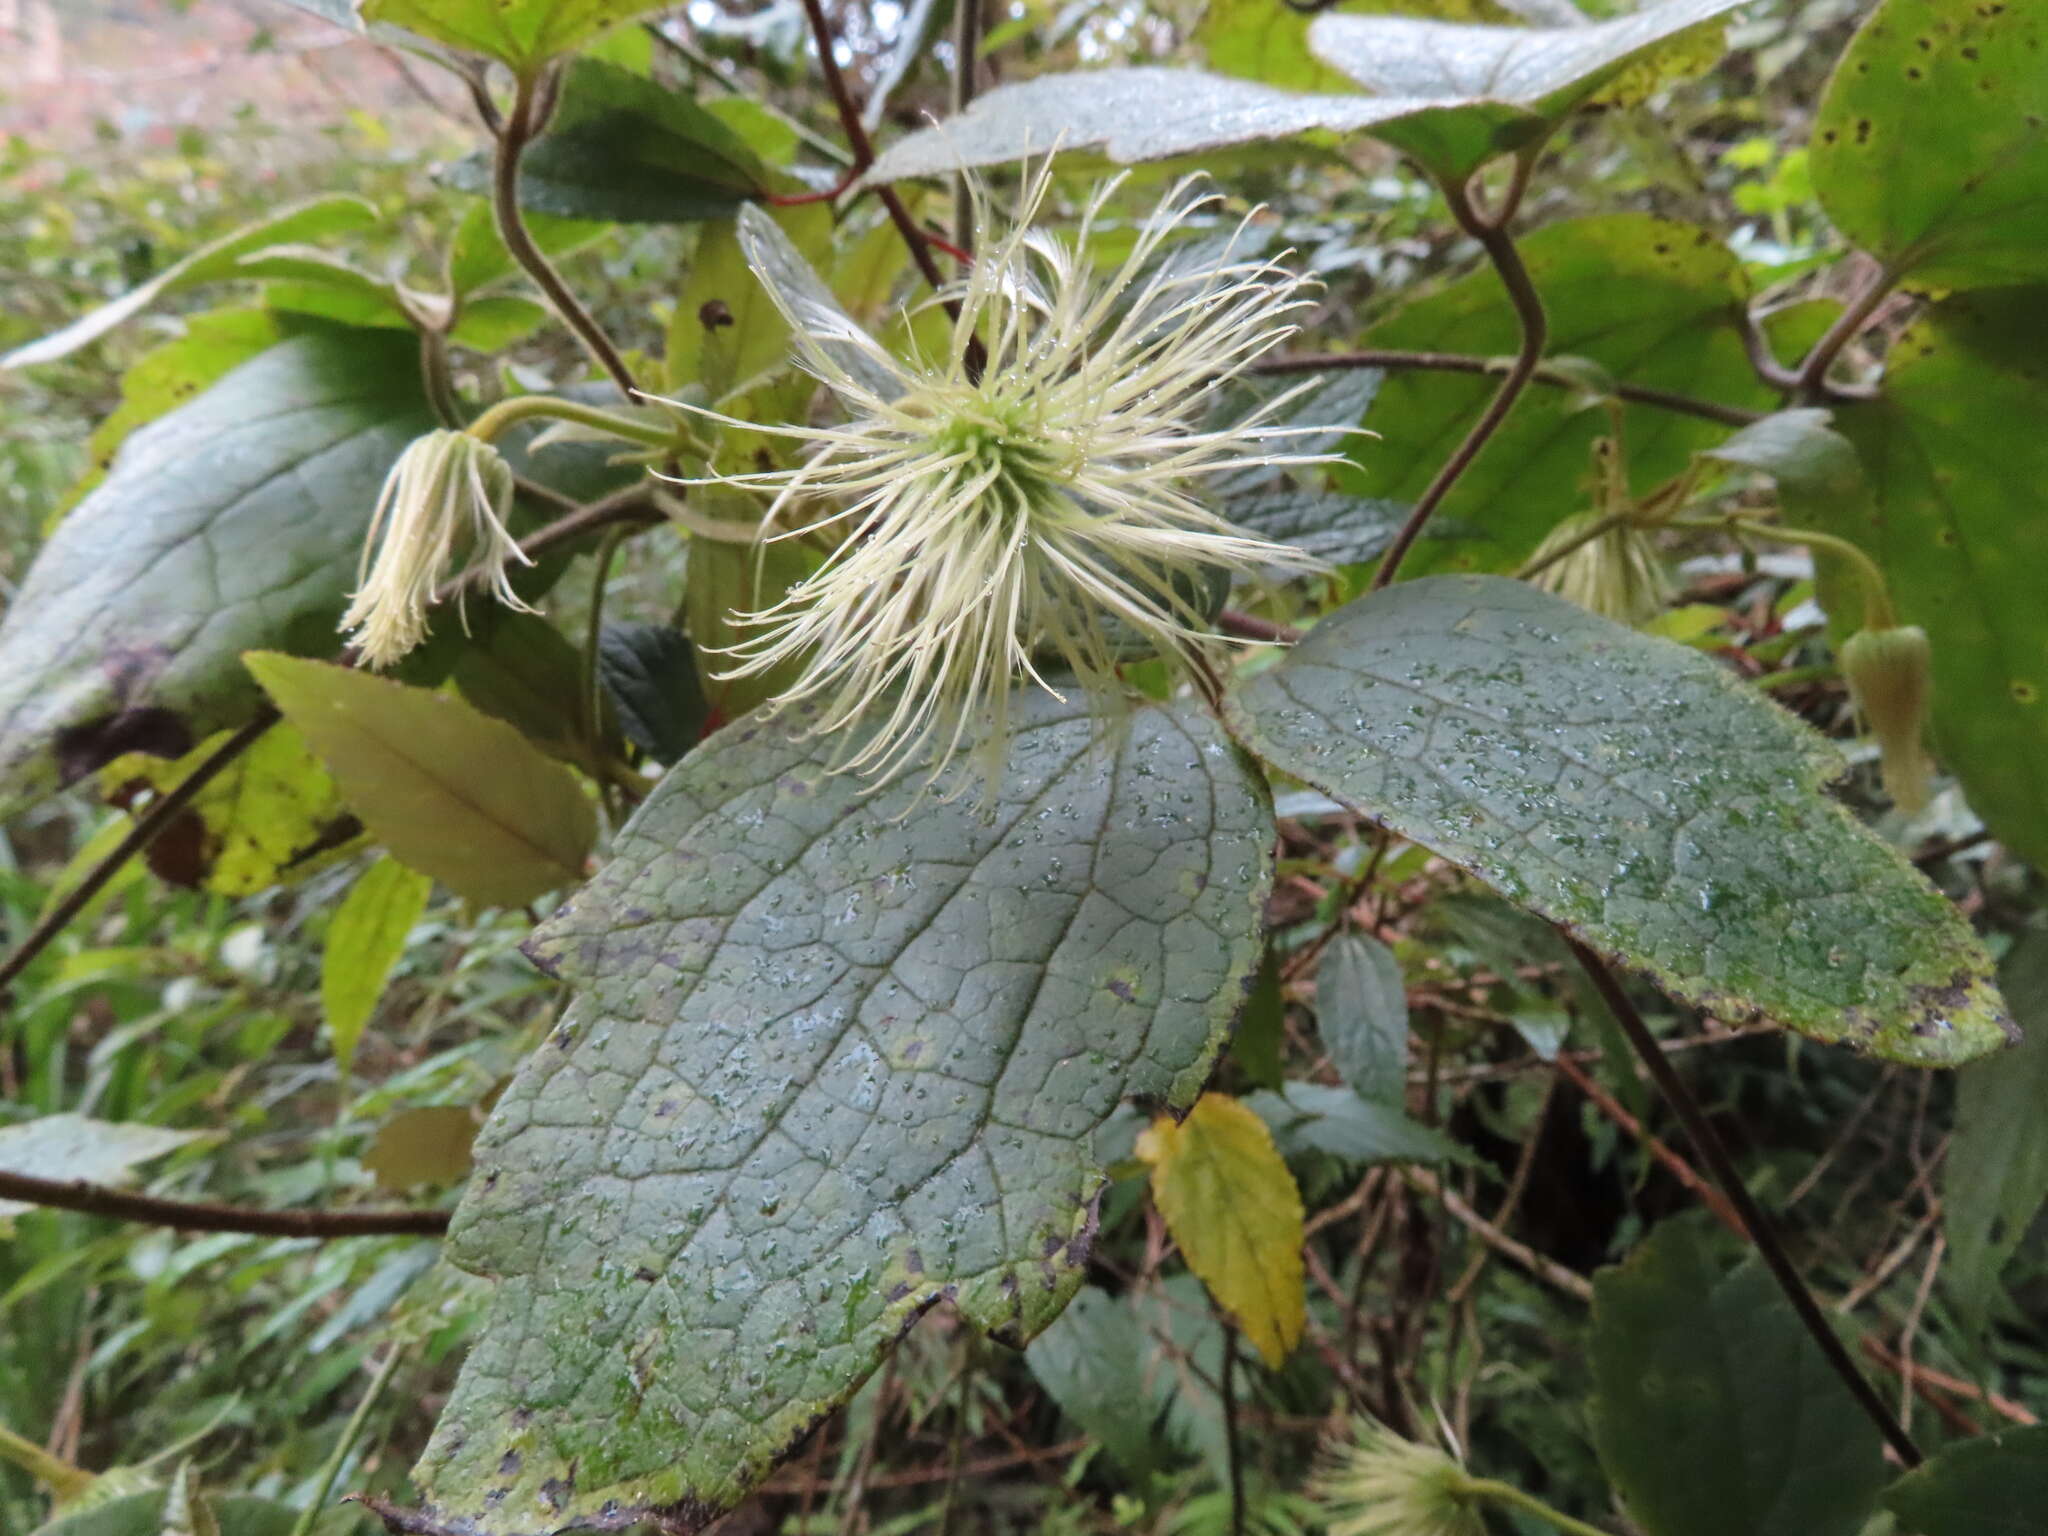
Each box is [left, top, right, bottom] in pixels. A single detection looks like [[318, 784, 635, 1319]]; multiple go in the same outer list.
[[862, 68, 1486, 185], [0, 1116, 199, 1227], [1590, 1220, 1886, 1536], [0, 196, 377, 370], [442, 59, 764, 223], [1811, 0, 2048, 291], [596, 622, 709, 763], [1883, 1424, 2048, 1536], [407, 690, 1271, 1532], [53, 307, 286, 521], [1025, 1286, 1161, 1483], [1198, 0, 1516, 96], [867, 0, 1739, 186], [359, 0, 667, 72], [1317, 932, 1410, 1105], [97, 722, 358, 896], [1945, 939, 2048, 1327], [1335, 214, 1770, 573], [1137, 1093, 1306, 1368], [0, 330, 434, 819], [1814, 292, 2048, 871], [324, 857, 435, 1073], [1307, 0, 1743, 178], [1227, 575, 2012, 1066], [244, 654, 596, 910]]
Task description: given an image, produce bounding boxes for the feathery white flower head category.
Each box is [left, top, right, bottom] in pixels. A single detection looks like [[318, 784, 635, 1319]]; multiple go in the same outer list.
[[670, 164, 1337, 791], [340, 428, 533, 669], [1311, 1419, 1487, 1536]]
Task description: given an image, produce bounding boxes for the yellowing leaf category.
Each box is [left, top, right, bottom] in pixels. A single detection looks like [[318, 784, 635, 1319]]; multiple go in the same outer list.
[[323, 858, 434, 1073], [99, 721, 359, 896], [243, 653, 596, 908], [1136, 1093, 1305, 1368], [364, 1106, 480, 1193]]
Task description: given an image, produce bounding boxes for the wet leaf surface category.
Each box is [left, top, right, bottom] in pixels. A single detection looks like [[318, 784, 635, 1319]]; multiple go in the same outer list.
[[1227, 575, 2011, 1066], [408, 690, 1272, 1532]]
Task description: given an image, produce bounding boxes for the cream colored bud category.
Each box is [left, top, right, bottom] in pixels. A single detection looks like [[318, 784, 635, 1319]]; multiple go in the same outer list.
[[1842, 623, 1934, 814], [1311, 1419, 1487, 1536], [339, 429, 533, 669], [1527, 509, 1672, 629]]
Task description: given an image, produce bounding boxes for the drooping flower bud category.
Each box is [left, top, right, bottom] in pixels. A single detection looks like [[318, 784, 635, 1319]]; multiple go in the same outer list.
[[1841, 623, 1934, 814], [1311, 1418, 1487, 1536], [1527, 508, 1672, 629], [340, 429, 532, 669]]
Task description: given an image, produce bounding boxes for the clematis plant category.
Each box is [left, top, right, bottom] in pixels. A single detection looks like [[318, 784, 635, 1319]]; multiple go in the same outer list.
[[665, 165, 1346, 792]]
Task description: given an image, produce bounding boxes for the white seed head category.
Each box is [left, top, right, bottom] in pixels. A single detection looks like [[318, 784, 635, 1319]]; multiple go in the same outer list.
[[340, 428, 533, 669], [1311, 1419, 1487, 1536], [666, 164, 1339, 793]]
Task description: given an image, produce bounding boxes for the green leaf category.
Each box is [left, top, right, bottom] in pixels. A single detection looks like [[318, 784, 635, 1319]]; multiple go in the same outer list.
[[1245, 1082, 1468, 1166], [323, 857, 435, 1073], [1882, 1424, 2048, 1535], [97, 722, 359, 896], [0, 196, 377, 370], [1137, 1094, 1306, 1369], [862, 68, 1490, 185], [53, 307, 286, 522], [1225, 487, 1410, 567], [244, 654, 596, 910], [597, 622, 709, 763], [0, 330, 434, 819], [1199, 0, 1517, 95], [1811, 0, 2048, 291], [1945, 938, 2048, 1327], [1334, 214, 1768, 573], [364, 1106, 480, 1193], [1698, 407, 1864, 499], [1025, 1286, 1162, 1484], [359, 0, 667, 72], [445, 201, 607, 299], [442, 59, 765, 223], [31, 1492, 304, 1536], [1306, 0, 1743, 180], [867, 0, 1739, 186], [1317, 932, 1410, 1105], [407, 689, 1272, 1531], [1590, 1220, 1886, 1536], [0, 1116, 200, 1228], [1226, 575, 2012, 1066], [451, 610, 605, 773], [1811, 291, 2048, 871]]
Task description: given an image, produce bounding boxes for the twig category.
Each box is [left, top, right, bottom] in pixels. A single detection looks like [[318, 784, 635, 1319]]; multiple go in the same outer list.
[[1551, 1053, 1747, 1239], [1401, 1166, 1591, 1303], [795, 0, 949, 298], [1252, 349, 1761, 428], [1217, 608, 1303, 644], [0, 1169, 448, 1237], [1836, 1204, 1940, 1315], [1371, 168, 1549, 589], [1861, 1336, 2039, 1428], [1569, 939, 1923, 1467], [1795, 263, 1897, 399], [0, 711, 278, 999], [489, 69, 640, 400]]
